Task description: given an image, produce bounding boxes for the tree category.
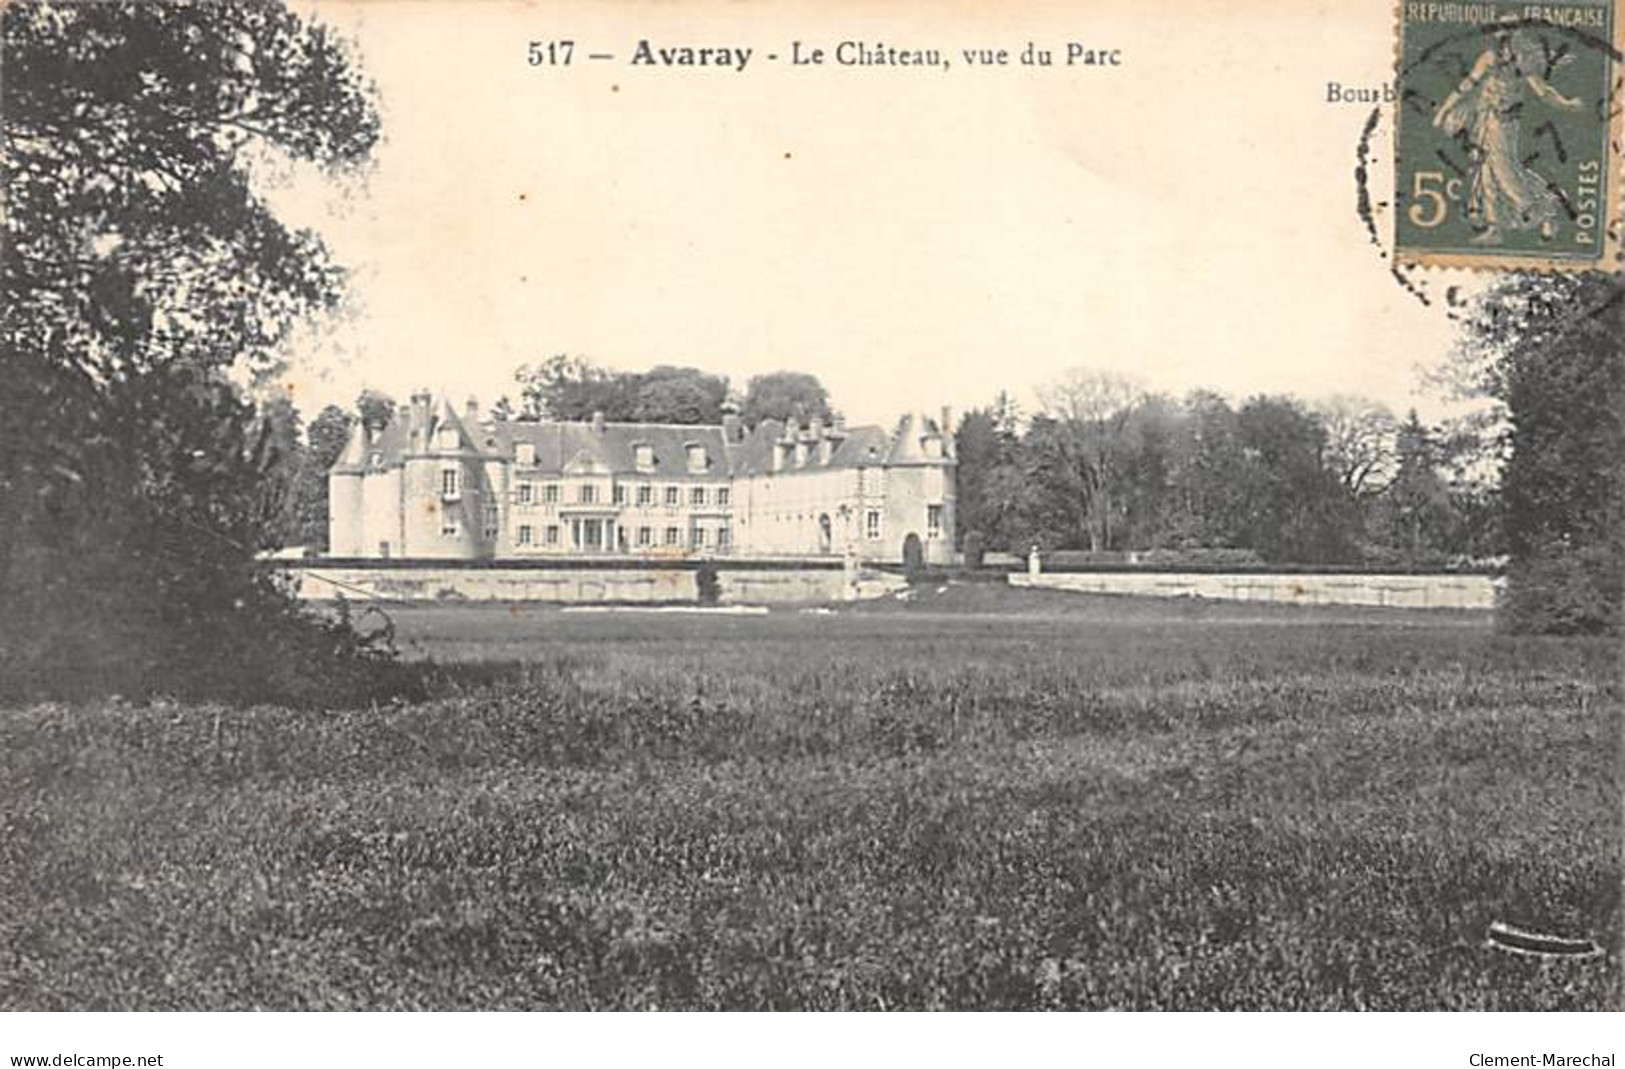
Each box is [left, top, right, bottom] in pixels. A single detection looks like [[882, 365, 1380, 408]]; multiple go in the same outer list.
[[1315, 395, 1398, 498], [1374, 411, 1457, 564], [257, 391, 308, 548], [515, 358, 728, 424], [308, 405, 356, 470], [1, 1, 410, 703], [740, 371, 835, 428], [631, 365, 728, 424], [356, 388, 397, 431], [1116, 395, 1181, 550], [515, 355, 633, 421], [1459, 273, 1623, 633], [953, 406, 1020, 551], [1234, 397, 1356, 563], [1163, 390, 1249, 549], [1035, 369, 1144, 551], [292, 403, 355, 550]]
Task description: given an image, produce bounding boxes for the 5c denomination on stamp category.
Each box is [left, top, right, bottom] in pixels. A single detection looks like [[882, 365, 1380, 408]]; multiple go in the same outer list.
[[1394, 0, 1623, 271]]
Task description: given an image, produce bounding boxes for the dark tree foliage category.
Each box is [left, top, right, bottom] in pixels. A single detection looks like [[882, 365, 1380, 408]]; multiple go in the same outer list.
[[952, 395, 1023, 550], [356, 387, 397, 431], [1165, 390, 1249, 549], [0, 1, 417, 704], [1462, 274, 1623, 634], [740, 371, 835, 428], [515, 356, 730, 424], [952, 384, 1498, 566], [632, 365, 729, 424], [285, 402, 354, 550], [1370, 411, 1457, 565], [1234, 397, 1358, 564], [308, 404, 356, 472]]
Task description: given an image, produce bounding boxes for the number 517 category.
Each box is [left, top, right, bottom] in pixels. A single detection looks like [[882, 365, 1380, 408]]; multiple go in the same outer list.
[[528, 40, 573, 65]]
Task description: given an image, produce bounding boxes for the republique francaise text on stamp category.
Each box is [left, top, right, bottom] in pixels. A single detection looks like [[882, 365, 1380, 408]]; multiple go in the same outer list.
[[1394, 0, 1623, 271]]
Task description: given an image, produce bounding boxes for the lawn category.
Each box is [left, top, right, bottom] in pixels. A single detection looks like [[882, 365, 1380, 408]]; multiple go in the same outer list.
[[3, 591, 1618, 1009]]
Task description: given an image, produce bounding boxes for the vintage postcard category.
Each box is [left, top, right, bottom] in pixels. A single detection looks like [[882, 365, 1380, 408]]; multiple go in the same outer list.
[[3, 0, 1621, 1055]]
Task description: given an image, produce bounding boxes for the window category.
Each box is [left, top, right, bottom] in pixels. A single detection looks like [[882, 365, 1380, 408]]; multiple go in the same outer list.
[[612, 484, 627, 505], [664, 526, 680, 546], [517, 482, 534, 505], [516, 443, 536, 466], [633, 443, 655, 471], [927, 505, 943, 539], [866, 510, 882, 540], [483, 506, 500, 539], [543, 483, 559, 505], [517, 524, 534, 545], [718, 526, 732, 552], [686, 444, 708, 473], [545, 525, 560, 545], [717, 487, 731, 507], [690, 486, 707, 507], [637, 526, 652, 547], [579, 484, 597, 504], [692, 527, 708, 548], [441, 514, 459, 537], [369, 452, 384, 469], [441, 468, 461, 500], [636, 484, 652, 506], [665, 486, 680, 507]]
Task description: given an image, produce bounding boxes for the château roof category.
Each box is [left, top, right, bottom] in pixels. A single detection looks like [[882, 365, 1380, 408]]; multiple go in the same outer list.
[[331, 393, 952, 477]]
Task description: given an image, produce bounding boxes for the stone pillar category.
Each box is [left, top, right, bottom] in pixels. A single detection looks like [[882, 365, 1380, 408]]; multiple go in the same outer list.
[[1028, 545, 1042, 577]]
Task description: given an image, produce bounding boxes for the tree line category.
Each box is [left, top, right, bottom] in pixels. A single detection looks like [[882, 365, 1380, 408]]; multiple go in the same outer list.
[[952, 375, 1500, 569]]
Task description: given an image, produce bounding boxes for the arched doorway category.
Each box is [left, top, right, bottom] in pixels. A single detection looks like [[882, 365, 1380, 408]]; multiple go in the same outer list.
[[901, 532, 924, 574]]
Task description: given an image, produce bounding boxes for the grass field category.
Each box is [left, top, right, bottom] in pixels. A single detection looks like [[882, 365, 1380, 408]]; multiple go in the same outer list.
[[3, 589, 1619, 1009]]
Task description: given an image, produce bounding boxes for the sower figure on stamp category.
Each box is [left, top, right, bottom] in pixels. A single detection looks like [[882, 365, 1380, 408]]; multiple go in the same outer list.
[[1431, 24, 1585, 245]]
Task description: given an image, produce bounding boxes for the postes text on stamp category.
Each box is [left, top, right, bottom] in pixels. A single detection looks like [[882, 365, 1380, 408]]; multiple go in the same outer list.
[[1394, 1, 1623, 271]]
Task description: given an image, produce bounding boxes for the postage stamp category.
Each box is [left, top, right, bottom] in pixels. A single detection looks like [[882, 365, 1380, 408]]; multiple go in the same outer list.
[[1393, 0, 1624, 271]]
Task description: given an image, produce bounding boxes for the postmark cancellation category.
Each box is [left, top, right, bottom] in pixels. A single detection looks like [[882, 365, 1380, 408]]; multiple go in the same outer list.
[[1394, 0, 1624, 271]]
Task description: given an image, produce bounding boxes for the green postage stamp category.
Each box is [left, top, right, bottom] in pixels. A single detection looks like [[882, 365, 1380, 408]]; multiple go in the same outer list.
[[1394, 0, 1623, 271]]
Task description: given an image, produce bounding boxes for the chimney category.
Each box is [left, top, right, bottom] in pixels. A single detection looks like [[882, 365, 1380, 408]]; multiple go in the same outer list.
[[919, 411, 944, 460], [720, 399, 742, 442], [810, 417, 830, 463], [409, 392, 432, 451], [591, 410, 605, 434], [466, 396, 480, 424], [940, 405, 956, 459]]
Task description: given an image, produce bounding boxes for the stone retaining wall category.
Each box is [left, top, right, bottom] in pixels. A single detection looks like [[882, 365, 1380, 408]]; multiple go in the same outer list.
[[284, 563, 904, 605], [1010, 571, 1499, 609]]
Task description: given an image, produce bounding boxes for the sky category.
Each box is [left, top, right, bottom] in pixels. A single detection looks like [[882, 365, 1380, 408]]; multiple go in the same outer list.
[[270, 0, 1480, 427]]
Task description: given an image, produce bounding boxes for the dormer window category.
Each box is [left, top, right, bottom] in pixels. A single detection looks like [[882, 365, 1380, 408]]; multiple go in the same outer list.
[[369, 452, 383, 469], [441, 468, 461, 501], [686, 443, 708, 474], [516, 443, 536, 466], [634, 443, 655, 472]]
